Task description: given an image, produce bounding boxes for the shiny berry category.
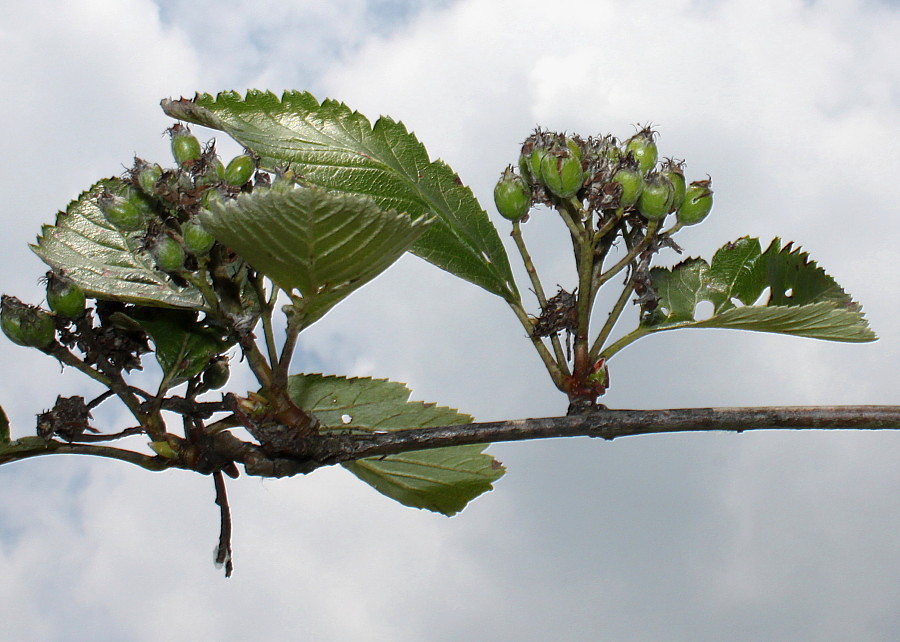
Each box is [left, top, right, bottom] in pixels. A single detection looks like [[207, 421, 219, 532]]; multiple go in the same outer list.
[[46, 272, 86, 318], [540, 139, 584, 198], [1, 295, 55, 348], [637, 172, 674, 220], [611, 166, 644, 208], [661, 161, 686, 212], [676, 179, 714, 226], [624, 127, 658, 174], [169, 124, 202, 167], [493, 167, 531, 220], [223, 155, 255, 187]]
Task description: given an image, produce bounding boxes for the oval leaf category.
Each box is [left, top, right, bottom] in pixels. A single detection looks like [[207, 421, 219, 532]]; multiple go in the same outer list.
[[162, 91, 519, 302], [201, 187, 429, 323], [287, 374, 505, 516]]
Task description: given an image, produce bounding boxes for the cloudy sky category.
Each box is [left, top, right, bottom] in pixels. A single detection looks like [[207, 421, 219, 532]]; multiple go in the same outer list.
[[1, 0, 899, 639]]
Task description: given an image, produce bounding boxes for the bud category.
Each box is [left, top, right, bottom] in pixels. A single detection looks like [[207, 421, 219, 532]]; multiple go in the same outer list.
[[540, 139, 584, 198], [676, 178, 714, 226], [493, 167, 531, 220], [46, 272, 86, 318], [1, 295, 55, 348], [637, 172, 674, 220], [624, 127, 658, 174]]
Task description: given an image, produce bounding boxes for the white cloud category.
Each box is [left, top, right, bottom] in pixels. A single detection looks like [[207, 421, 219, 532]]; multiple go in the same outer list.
[[1, 0, 899, 639]]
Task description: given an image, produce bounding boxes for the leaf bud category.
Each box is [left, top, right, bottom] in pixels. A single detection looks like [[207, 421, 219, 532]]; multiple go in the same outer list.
[[493, 166, 531, 220], [1, 295, 55, 349], [637, 172, 674, 220], [624, 127, 659, 174], [46, 272, 86, 318], [676, 178, 714, 226]]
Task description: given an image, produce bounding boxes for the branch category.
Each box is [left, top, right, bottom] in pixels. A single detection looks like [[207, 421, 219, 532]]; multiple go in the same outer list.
[[217, 405, 900, 476]]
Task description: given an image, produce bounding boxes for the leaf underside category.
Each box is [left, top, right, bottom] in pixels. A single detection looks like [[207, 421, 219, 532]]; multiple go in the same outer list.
[[31, 180, 205, 309], [643, 237, 876, 342], [287, 374, 504, 516], [201, 187, 429, 324], [162, 90, 518, 301]]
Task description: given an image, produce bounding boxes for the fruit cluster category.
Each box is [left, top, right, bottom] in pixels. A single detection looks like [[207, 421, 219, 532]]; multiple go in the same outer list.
[[494, 126, 713, 227]]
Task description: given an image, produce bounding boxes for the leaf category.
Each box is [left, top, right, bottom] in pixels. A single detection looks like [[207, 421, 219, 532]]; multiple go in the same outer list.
[[287, 374, 504, 516], [201, 187, 430, 324], [31, 180, 205, 310], [162, 90, 519, 302], [0, 405, 9, 444], [642, 237, 876, 342], [123, 309, 231, 388]]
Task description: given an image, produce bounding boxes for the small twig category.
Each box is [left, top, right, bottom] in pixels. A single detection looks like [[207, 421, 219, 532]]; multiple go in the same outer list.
[[213, 470, 234, 578]]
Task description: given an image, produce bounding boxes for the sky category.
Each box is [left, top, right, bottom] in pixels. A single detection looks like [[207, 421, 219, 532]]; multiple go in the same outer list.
[[1, 0, 899, 639]]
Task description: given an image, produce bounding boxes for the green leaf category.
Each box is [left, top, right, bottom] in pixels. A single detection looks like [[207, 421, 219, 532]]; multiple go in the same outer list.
[[287, 374, 504, 516], [31, 180, 205, 310], [201, 187, 430, 325], [123, 309, 231, 388], [0, 405, 9, 444], [642, 237, 876, 342], [162, 90, 519, 302]]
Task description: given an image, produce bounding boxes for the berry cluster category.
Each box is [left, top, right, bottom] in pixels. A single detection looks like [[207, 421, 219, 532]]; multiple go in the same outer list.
[[494, 126, 713, 227]]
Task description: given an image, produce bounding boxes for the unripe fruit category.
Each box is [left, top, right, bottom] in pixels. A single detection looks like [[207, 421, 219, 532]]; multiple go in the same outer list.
[[611, 166, 644, 208], [202, 356, 230, 390], [169, 125, 202, 167], [46, 272, 86, 318], [661, 162, 686, 212], [182, 219, 216, 256], [637, 172, 675, 220], [137, 163, 162, 195], [676, 179, 714, 226], [540, 140, 584, 198], [493, 167, 531, 220], [624, 128, 658, 174], [152, 235, 185, 272], [223, 155, 255, 187], [98, 192, 145, 231], [526, 146, 548, 182], [1, 295, 55, 348]]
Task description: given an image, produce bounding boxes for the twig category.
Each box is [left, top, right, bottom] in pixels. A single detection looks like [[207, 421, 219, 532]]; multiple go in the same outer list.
[[213, 470, 234, 578]]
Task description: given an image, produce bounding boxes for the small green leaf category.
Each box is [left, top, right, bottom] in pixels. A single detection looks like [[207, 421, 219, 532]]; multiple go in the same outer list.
[[0, 405, 9, 444], [642, 237, 876, 342], [201, 187, 429, 325], [287, 374, 504, 516], [162, 91, 519, 302], [125, 309, 230, 387], [31, 180, 205, 310]]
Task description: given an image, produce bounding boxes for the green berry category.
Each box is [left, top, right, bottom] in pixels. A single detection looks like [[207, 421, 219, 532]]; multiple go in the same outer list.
[[46, 272, 86, 318], [661, 162, 686, 212], [136, 163, 162, 195], [493, 167, 531, 220], [540, 139, 584, 198], [152, 236, 185, 272], [637, 172, 674, 220], [223, 155, 255, 187], [169, 124, 202, 167], [611, 166, 644, 208], [98, 192, 145, 231], [1, 295, 55, 348], [624, 128, 658, 174], [676, 179, 714, 226], [201, 356, 230, 390], [182, 219, 216, 256]]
